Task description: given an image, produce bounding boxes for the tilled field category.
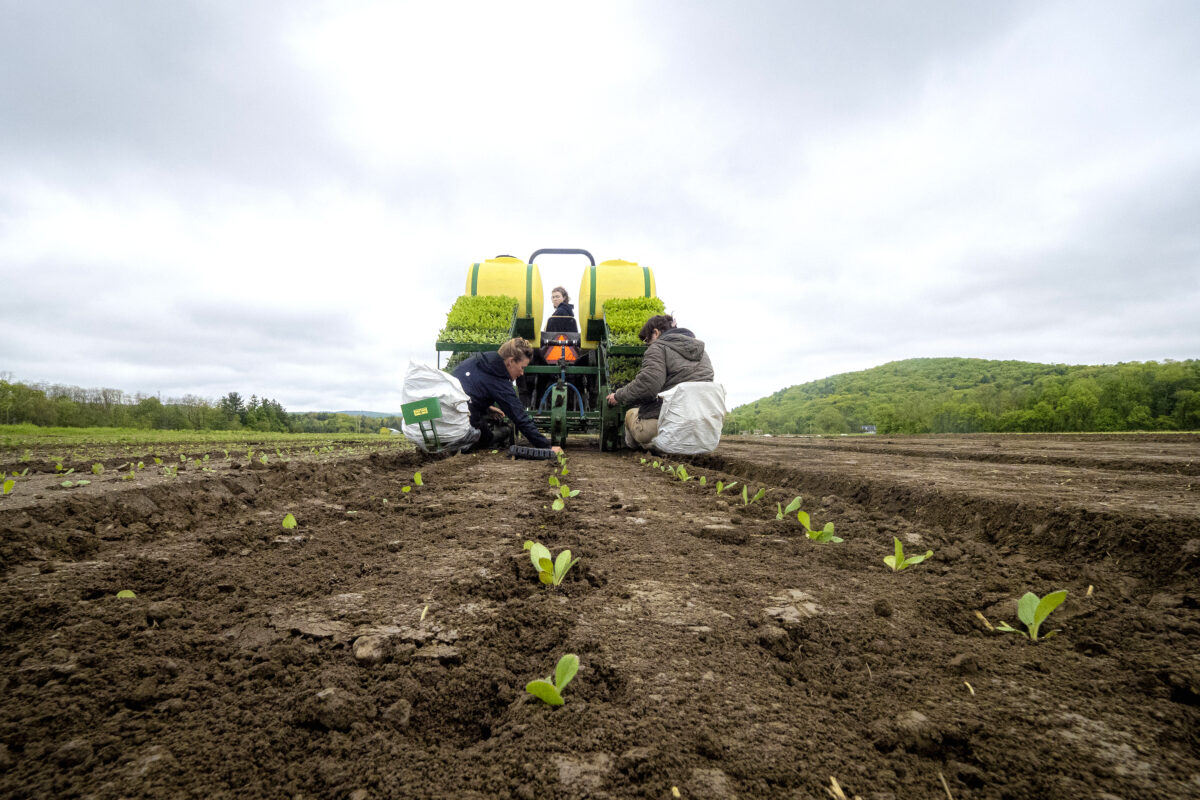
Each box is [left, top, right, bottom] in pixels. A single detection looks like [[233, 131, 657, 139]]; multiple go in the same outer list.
[[1, 434, 1198, 799]]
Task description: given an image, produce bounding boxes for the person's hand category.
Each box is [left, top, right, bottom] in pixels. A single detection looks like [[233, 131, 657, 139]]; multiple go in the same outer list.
[[550, 446, 563, 454], [606, 393, 617, 406], [488, 406, 505, 420]]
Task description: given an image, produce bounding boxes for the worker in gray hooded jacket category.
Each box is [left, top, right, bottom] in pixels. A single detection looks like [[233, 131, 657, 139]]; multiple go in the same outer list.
[[606, 314, 714, 449]]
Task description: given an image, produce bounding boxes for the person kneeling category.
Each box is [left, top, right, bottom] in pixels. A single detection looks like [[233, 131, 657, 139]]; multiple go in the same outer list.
[[453, 337, 562, 454], [606, 315, 714, 450]]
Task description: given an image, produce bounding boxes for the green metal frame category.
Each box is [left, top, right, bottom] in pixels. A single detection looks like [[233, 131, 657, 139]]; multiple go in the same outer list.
[[400, 397, 447, 452]]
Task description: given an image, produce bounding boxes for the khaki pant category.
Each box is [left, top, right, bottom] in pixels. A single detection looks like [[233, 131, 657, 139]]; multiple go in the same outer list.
[[624, 407, 659, 449]]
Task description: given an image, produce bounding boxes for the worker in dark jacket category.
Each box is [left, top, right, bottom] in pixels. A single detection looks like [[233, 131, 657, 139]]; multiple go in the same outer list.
[[453, 337, 561, 452], [545, 286, 578, 333], [606, 315, 714, 449]]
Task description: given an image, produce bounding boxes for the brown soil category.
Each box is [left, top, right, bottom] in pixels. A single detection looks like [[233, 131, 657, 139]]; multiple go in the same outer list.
[[1, 434, 1198, 799]]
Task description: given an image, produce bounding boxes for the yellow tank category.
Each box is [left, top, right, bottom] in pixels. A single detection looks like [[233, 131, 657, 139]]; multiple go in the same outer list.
[[577, 259, 657, 348], [466, 257, 544, 345]]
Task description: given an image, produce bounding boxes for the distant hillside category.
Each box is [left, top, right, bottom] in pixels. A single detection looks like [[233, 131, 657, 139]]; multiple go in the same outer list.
[[724, 357, 1200, 435]]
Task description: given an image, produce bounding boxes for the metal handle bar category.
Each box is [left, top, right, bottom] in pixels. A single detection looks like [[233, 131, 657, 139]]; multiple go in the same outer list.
[[527, 248, 595, 266]]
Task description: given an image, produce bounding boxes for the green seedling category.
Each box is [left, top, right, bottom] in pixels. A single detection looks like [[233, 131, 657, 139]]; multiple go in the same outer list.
[[401, 485, 411, 493], [282, 513, 298, 530], [153, 457, 162, 465], [21, 449, 31, 462], [55, 462, 64, 472], [179, 453, 187, 462], [716, 480, 737, 495], [413, 472, 423, 486], [137, 461, 144, 470], [996, 590, 1068, 641], [523, 540, 580, 586], [741, 486, 766, 506], [91, 463, 103, 475], [116, 590, 136, 599], [549, 475, 560, 487], [796, 511, 842, 542], [63, 468, 74, 476], [525, 653, 579, 706], [640, 458, 647, 465], [884, 537, 932, 571], [551, 483, 580, 511], [652, 461, 660, 469], [2, 479, 14, 495], [259, 454, 268, 465], [699, 476, 707, 486], [676, 466, 692, 482]]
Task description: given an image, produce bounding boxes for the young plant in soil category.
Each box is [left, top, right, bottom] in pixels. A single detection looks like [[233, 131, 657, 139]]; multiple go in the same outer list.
[[996, 590, 1068, 641], [797, 510, 842, 543], [716, 480, 737, 495], [2, 478, 14, 495], [742, 485, 767, 506], [551, 484, 580, 511], [884, 537, 933, 571], [525, 653, 580, 706], [523, 541, 580, 586], [282, 513, 298, 530]]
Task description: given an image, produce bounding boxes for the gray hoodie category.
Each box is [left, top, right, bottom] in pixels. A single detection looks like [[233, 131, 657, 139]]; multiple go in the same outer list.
[[613, 328, 714, 419]]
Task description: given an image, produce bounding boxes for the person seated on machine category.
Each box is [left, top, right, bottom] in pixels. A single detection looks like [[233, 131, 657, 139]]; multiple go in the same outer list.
[[605, 314, 714, 450], [545, 286, 578, 333], [453, 337, 562, 454]]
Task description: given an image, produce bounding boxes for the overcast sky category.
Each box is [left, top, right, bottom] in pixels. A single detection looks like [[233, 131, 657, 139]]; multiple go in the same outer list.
[[2, 0, 1198, 412]]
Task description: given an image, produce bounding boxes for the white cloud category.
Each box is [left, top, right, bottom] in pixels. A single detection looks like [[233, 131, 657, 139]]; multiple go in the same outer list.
[[2, 0, 1198, 415]]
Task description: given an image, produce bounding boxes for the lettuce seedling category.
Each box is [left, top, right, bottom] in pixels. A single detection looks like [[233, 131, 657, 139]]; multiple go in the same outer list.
[[282, 513, 298, 530], [523, 541, 580, 586], [401, 485, 411, 493], [2, 479, 13, 495], [716, 480, 737, 495], [996, 590, 1068, 641], [742, 486, 766, 506], [116, 590, 136, 599], [796, 511, 842, 542], [551, 484, 580, 511], [413, 472, 423, 486], [525, 653, 579, 706], [549, 475, 560, 487], [699, 476, 707, 486], [676, 466, 692, 482], [884, 537, 932, 571], [91, 463, 104, 476], [776, 495, 803, 519]]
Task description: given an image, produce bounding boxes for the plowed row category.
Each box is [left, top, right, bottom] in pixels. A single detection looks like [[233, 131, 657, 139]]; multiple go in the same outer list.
[[1, 434, 1198, 799]]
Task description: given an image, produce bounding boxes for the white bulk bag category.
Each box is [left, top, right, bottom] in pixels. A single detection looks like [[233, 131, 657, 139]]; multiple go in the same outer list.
[[650, 381, 726, 455], [399, 361, 477, 452]]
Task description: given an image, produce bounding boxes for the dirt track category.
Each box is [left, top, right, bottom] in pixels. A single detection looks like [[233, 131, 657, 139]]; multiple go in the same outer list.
[[1, 434, 1198, 799]]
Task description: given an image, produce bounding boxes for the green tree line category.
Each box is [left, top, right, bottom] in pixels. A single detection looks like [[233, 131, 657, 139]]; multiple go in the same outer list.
[[0, 378, 402, 434], [725, 358, 1200, 435]]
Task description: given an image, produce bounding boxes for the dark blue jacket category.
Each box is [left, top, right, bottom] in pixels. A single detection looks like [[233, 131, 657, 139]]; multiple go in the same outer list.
[[452, 351, 551, 448], [545, 302, 578, 333]]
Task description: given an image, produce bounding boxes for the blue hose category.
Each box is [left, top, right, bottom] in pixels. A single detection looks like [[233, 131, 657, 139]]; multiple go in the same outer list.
[[538, 382, 587, 417]]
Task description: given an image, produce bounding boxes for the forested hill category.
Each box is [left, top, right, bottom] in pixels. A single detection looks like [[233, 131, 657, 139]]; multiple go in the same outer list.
[[724, 357, 1200, 435]]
